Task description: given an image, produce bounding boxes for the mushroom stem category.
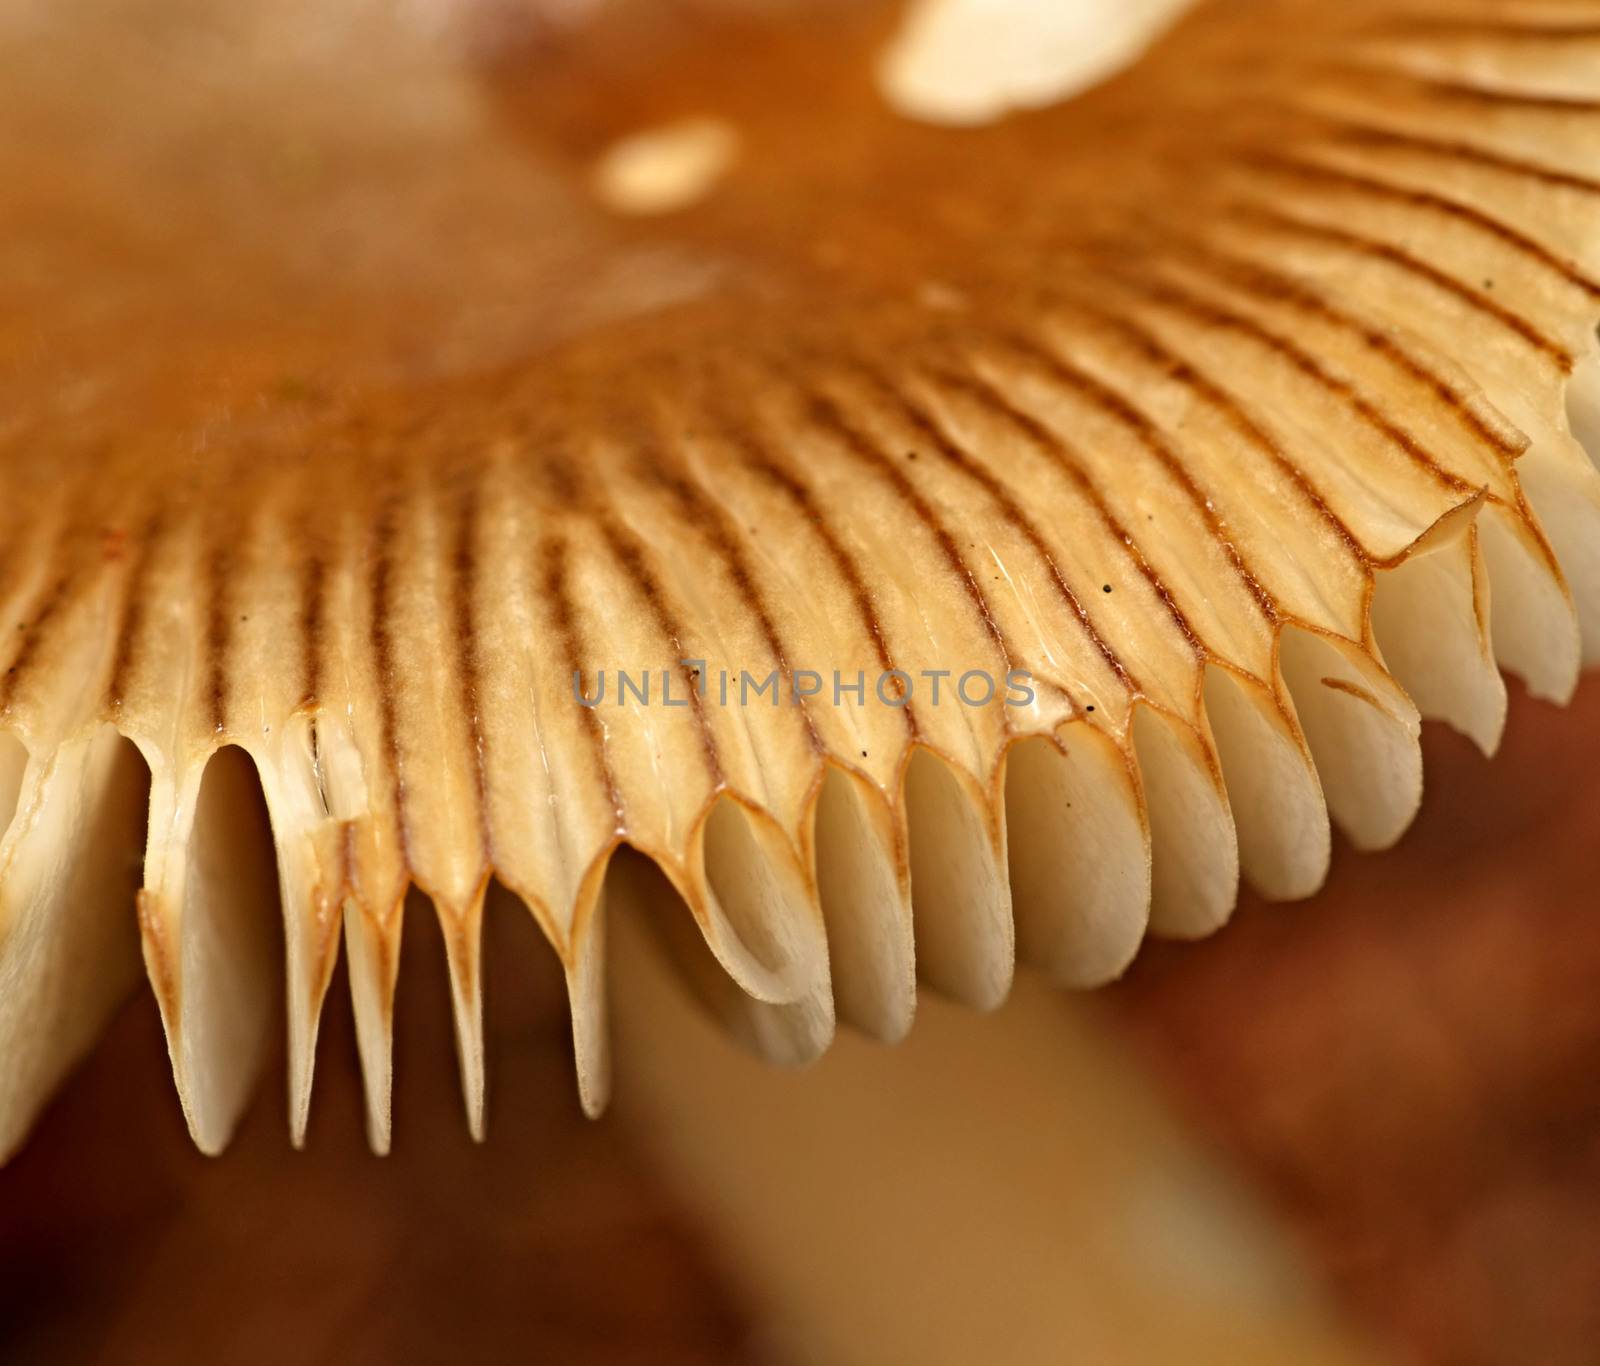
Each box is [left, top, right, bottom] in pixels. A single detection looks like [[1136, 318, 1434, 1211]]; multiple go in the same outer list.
[[609, 906, 1386, 1366]]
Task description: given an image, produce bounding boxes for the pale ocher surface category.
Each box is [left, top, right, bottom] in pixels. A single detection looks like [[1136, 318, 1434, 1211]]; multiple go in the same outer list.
[[3, 0, 1600, 1160], [881, 0, 1196, 123]]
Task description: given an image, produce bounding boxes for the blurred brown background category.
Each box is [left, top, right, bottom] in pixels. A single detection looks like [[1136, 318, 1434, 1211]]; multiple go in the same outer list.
[[2, 682, 1598, 1365]]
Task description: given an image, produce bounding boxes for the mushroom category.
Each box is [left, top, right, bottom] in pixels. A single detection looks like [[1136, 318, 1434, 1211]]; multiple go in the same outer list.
[[4, 0, 1600, 1178]]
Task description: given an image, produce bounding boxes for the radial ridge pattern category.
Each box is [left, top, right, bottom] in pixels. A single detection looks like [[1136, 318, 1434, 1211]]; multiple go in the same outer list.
[[3, 0, 1600, 1155]]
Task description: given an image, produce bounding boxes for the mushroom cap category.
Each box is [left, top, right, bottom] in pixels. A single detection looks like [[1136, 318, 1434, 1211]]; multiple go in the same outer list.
[[4, 0, 1600, 1156]]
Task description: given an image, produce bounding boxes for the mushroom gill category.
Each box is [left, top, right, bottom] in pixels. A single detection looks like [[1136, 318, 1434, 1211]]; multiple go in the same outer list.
[[4, 0, 1600, 1158]]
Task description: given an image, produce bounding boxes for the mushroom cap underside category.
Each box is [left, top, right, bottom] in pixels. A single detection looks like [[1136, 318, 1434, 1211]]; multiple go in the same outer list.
[[4, 0, 1600, 1155]]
